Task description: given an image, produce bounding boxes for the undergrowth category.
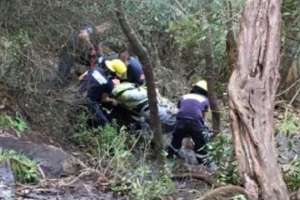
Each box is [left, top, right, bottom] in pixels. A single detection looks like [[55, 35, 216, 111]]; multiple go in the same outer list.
[[207, 134, 240, 185], [283, 158, 300, 192], [0, 149, 39, 184], [207, 133, 300, 192], [72, 112, 175, 200], [0, 113, 28, 136], [277, 112, 300, 135]]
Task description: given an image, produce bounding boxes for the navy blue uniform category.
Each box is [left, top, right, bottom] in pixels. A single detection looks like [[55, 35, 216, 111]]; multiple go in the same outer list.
[[168, 93, 210, 164], [127, 57, 145, 86], [83, 68, 113, 127]]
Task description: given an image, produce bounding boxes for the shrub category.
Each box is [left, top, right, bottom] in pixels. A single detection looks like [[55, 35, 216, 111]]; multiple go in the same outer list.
[[112, 164, 175, 200], [0, 113, 28, 136], [0, 149, 39, 184], [72, 112, 175, 199], [207, 134, 240, 185], [278, 112, 300, 135], [283, 158, 300, 192]]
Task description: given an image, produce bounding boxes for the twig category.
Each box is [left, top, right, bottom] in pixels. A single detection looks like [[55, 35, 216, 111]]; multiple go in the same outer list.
[[289, 86, 300, 105], [59, 168, 103, 187], [172, 172, 214, 186], [37, 164, 46, 179], [195, 185, 249, 200], [276, 78, 300, 97]]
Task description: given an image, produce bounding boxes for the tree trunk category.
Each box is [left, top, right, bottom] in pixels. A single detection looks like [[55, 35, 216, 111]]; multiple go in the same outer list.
[[225, 0, 237, 75], [228, 0, 289, 199], [114, 0, 163, 156], [202, 13, 221, 134]]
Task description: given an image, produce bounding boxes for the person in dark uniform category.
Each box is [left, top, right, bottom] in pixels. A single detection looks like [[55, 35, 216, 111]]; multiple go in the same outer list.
[[119, 50, 145, 86], [57, 23, 112, 86], [167, 80, 213, 164], [82, 66, 118, 127]]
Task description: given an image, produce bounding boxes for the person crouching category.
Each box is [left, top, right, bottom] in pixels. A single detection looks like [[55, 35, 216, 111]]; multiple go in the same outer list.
[[167, 80, 212, 164]]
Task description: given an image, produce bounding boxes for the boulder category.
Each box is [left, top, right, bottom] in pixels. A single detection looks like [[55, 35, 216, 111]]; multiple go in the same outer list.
[[0, 135, 82, 178], [0, 160, 15, 200]]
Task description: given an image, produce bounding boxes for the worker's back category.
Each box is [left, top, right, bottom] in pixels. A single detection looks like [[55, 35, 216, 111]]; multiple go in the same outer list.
[[112, 82, 147, 111], [177, 93, 209, 122]]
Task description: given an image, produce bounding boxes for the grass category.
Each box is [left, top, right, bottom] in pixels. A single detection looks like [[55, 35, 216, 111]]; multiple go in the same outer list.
[[282, 158, 300, 192], [0, 113, 28, 136], [72, 112, 175, 200], [277, 112, 300, 135], [0, 149, 39, 184], [206, 134, 240, 185]]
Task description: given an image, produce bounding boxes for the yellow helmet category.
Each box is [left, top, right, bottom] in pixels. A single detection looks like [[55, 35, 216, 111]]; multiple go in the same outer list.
[[105, 59, 127, 78], [194, 80, 208, 91]]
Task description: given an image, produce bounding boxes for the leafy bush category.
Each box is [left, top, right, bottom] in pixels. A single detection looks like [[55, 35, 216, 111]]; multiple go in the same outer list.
[[0, 149, 39, 184], [73, 112, 175, 199], [0, 113, 28, 136], [207, 134, 240, 185], [112, 164, 175, 200], [283, 158, 300, 192], [278, 113, 300, 135]]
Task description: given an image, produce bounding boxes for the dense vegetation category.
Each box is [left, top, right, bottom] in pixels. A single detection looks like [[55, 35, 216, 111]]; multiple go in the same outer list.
[[0, 0, 300, 199]]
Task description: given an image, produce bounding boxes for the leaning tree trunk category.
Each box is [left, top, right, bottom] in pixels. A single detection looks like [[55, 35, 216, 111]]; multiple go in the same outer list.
[[114, 0, 163, 156], [228, 0, 289, 199], [202, 7, 221, 134]]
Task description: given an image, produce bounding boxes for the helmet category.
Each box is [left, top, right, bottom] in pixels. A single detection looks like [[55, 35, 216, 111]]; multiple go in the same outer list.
[[105, 59, 127, 78], [194, 80, 208, 91]]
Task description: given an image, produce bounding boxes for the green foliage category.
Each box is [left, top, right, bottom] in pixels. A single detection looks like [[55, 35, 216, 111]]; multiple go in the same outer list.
[[0, 149, 39, 184], [0, 114, 28, 136], [278, 113, 300, 135], [73, 112, 175, 199], [283, 158, 300, 192], [207, 134, 240, 185], [113, 164, 175, 200], [72, 113, 131, 157], [169, 16, 205, 49]]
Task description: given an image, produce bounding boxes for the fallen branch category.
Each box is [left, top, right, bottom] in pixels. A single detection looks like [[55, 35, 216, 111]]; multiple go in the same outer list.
[[195, 185, 249, 200], [172, 172, 214, 186], [59, 168, 104, 187]]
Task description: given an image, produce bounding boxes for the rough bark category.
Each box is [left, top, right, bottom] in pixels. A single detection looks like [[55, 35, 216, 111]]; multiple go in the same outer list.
[[228, 0, 289, 199], [114, 0, 163, 155], [202, 13, 221, 134]]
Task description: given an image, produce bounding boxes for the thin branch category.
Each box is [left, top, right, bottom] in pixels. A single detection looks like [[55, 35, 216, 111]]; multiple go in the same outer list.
[[276, 78, 300, 97], [289, 86, 300, 105]]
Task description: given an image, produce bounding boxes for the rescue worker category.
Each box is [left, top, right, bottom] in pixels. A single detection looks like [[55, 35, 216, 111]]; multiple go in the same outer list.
[[105, 59, 128, 80], [167, 80, 213, 164], [111, 81, 176, 133], [83, 66, 118, 127], [119, 50, 145, 86], [57, 23, 111, 86]]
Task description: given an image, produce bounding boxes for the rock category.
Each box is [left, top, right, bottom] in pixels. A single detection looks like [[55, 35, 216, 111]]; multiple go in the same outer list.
[[0, 135, 82, 178], [0, 160, 15, 200]]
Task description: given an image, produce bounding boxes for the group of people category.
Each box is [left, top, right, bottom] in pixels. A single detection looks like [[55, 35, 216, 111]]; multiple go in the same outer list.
[[58, 24, 213, 165]]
